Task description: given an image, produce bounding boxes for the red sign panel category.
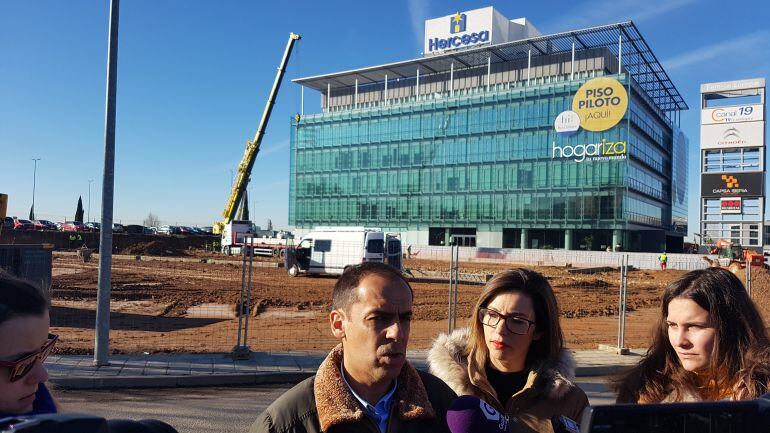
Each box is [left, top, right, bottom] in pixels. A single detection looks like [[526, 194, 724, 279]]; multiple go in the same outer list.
[[720, 197, 742, 214]]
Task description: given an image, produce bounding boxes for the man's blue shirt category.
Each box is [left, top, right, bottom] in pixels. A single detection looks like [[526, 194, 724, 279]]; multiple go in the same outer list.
[[341, 362, 397, 433]]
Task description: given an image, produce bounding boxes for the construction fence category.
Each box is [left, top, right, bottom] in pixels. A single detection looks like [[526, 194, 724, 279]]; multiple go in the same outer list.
[[7, 242, 767, 358]]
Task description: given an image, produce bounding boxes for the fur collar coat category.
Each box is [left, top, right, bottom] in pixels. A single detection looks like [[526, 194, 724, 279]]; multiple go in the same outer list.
[[428, 328, 589, 433], [251, 344, 456, 433]]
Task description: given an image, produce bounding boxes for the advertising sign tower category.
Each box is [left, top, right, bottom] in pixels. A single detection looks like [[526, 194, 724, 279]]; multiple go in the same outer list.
[[700, 78, 766, 249]]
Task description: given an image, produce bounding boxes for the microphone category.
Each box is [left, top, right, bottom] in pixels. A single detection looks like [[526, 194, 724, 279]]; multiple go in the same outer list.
[[446, 395, 510, 433], [551, 415, 580, 433]]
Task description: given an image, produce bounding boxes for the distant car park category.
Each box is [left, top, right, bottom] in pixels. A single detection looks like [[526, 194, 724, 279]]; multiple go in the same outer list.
[[113, 223, 125, 233], [85, 222, 101, 232]]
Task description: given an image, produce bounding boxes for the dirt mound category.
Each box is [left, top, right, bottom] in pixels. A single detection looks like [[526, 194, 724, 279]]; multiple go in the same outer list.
[[121, 241, 187, 257]]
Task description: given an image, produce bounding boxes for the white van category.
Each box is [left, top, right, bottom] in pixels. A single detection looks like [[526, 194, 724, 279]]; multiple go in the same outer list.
[[286, 227, 402, 277]]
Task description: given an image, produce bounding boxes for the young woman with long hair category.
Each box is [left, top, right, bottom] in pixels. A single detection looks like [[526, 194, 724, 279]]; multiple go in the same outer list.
[[428, 268, 588, 432], [615, 267, 770, 403]]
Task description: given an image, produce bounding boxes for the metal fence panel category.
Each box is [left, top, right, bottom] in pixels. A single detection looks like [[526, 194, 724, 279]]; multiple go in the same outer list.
[[0, 244, 52, 292], [46, 241, 737, 356]]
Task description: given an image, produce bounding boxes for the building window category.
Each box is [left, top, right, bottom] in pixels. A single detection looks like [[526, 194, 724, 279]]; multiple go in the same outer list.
[[703, 148, 761, 172]]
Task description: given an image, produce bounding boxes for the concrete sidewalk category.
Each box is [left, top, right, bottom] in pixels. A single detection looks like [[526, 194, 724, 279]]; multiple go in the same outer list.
[[46, 348, 645, 389]]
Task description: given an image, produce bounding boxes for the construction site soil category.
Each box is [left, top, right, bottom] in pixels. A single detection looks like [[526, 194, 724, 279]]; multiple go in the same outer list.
[[49, 252, 770, 355]]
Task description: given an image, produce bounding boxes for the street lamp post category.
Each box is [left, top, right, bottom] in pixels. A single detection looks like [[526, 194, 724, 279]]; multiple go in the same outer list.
[[31, 158, 41, 220], [94, 0, 120, 366], [88, 179, 94, 223]]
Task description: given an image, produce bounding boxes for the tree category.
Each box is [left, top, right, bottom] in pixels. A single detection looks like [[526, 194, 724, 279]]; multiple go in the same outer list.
[[28, 204, 35, 221], [266, 218, 273, 231], [238, 191, 249, 221], [143, 212, 160, 228], [75, 196, 84, 223]]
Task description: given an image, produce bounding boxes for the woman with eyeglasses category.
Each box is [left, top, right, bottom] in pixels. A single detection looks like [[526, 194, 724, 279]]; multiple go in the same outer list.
[[0, 273, 58, 417], [428, 268, 588, 433], [614, 268, 770, 403]]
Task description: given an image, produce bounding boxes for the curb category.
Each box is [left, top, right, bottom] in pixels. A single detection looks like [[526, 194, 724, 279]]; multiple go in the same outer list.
[[50, 371, 314, 390], [49, 364, 628, 390], [575, 365, 632, 377], [54, 251, 283, 267]]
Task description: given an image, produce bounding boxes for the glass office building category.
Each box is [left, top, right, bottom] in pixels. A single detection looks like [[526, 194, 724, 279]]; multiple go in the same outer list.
[[291, 14, 688, 252]]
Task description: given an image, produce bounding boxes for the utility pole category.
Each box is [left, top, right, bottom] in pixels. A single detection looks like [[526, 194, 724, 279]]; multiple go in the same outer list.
[[31, 158, 40, 219], [94, 0, 120, 366], [88, 179, 94, 223]]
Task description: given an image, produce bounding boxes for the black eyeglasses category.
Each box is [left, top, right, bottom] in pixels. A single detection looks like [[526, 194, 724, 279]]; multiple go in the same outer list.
[[479, 308, 535, 335]]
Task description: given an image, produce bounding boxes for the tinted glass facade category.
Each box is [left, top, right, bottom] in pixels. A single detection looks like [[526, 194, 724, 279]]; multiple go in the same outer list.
[[290, 46, 688, 252]]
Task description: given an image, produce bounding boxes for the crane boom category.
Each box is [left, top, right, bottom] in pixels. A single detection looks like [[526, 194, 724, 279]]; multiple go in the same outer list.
[[214, 32, 301, 234]]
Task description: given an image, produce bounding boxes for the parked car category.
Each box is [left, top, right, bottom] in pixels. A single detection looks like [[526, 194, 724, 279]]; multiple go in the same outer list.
[[60, 221, 87, 232], [3, 217, 14, 231], [178, 226, 193, 235], [199, 226, 213, 235], [144, 226, 156, 235], [85, 222, 101, 232], [13, 218, 35, 231], [124, 224, 146, 235], [33, 220, 57, 231], [157, 225, 181, 235], [112, 223, 125, 233]]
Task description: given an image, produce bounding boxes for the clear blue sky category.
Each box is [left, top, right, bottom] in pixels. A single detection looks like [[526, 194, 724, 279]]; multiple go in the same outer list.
[[1, 0, 769, 238]]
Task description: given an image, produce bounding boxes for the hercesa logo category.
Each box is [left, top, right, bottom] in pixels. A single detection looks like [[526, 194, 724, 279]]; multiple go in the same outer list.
[[571, 77, 628, 131], [722, 174, 739, 188], [450, 13, 466, 34]]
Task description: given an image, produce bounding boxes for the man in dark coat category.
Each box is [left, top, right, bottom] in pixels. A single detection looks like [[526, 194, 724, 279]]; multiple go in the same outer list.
[[251, 262, 456, 433]]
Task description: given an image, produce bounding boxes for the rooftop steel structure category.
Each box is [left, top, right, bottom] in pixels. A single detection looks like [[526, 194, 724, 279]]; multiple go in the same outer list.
[[294, 21, 687, 113]]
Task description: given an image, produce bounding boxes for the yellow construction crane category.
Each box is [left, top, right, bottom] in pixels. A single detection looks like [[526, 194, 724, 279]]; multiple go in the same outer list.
[[214, 32, 301, 235]]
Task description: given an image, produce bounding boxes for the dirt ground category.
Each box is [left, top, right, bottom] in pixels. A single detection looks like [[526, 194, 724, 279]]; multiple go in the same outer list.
[[49, 253, 770, 355]]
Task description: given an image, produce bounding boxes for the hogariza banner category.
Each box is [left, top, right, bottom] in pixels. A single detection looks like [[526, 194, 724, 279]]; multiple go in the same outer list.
[[552, 77, 629, 162]]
